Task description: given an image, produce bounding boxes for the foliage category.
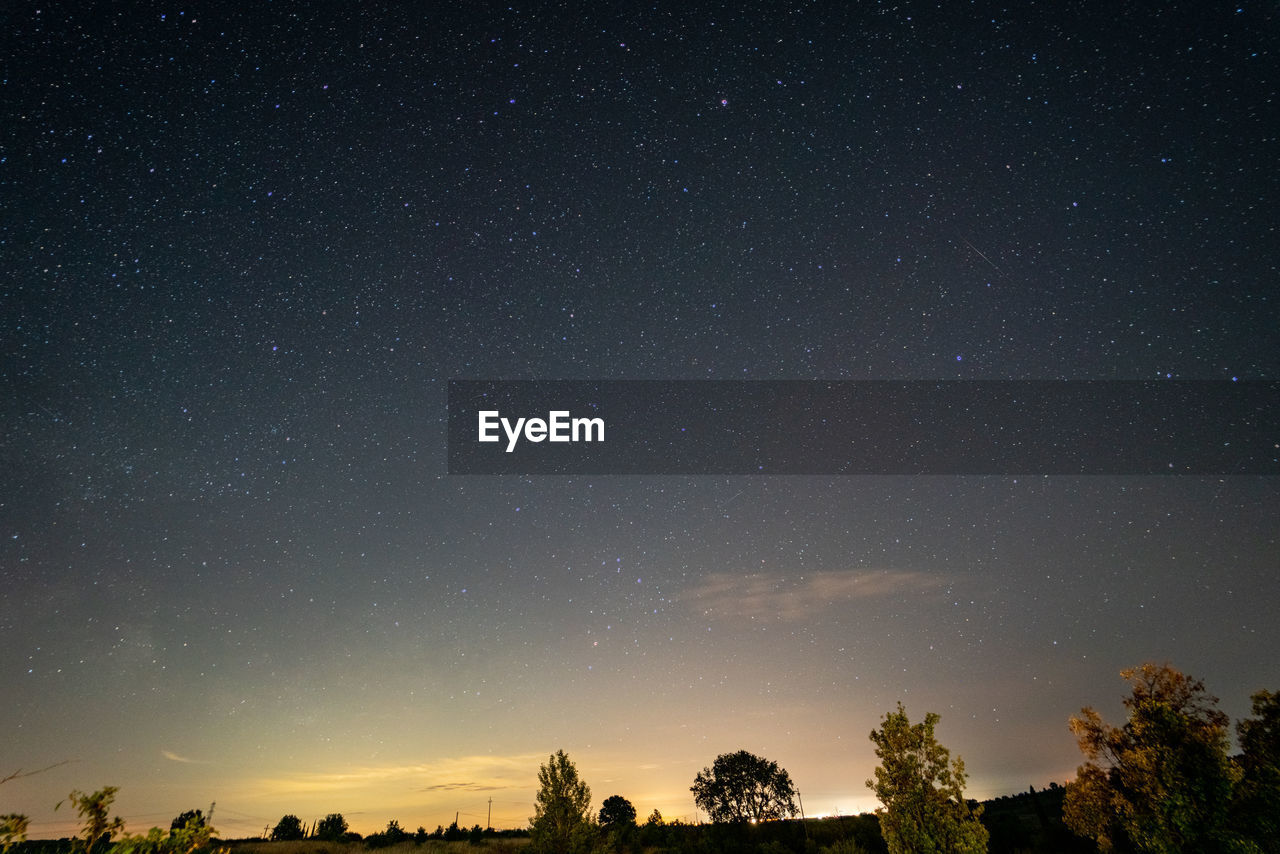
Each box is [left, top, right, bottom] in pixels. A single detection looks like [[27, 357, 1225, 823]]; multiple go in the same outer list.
[[58, 788, 126, 854], [316, 816, 348, 842], [269, 816, 304, 843], [529, 750, 595, 854], [111, 821, 218, 854], [2, 765, 76, 854], [596, 795, 637, 852], [78, 798, 220, 854], [598, 796, 637, 829], [365, 821, 411, 849], [645, 809, 664, 827], [0, 815, 29, 854], [1233, 689, 1280, 851], [690, 750, 798, 823], [1063, 662, 1243, 853], [866, 703, 988, 854]]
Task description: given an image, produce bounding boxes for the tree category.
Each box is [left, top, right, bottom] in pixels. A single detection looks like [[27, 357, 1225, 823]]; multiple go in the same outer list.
[[383, 820, 408, 843], [867, 703, 989, 854], [645, 809, 664, 826], [112, 805, 218, 854], [59, 788, 126, 854], [270, 815, 305, 841], [690, 750, 798, 823], [598, 795, 637, 852], [315, 814, 348, 841], [529, 750, 596, 854], [1234, 689, 1280, 851], [1063, 662, 1240, 852], [598, 795, 637, 829]]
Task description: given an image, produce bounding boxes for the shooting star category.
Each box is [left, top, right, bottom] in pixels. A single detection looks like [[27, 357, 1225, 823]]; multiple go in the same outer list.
[[961, 237, 1008, 279]]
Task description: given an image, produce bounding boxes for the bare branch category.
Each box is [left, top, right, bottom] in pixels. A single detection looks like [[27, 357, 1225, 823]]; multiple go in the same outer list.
[[0, 761, 76, 786]]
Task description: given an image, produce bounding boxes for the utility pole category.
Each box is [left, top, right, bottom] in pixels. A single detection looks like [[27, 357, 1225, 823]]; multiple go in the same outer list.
[[487, 797, 492, 830]]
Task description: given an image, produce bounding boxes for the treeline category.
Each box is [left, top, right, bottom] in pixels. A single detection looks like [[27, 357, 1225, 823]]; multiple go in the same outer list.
[[520, 663, 1278, 853], [258, 814, 529, 846], [3, 662, 1277, 854]]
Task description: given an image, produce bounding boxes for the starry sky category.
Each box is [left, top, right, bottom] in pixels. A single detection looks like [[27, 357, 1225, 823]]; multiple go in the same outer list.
[[3, 0, 1278, 839]]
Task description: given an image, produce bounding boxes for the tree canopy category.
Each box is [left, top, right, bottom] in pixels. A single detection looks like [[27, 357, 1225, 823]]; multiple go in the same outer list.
[[269, 815, 304, 842], [529, 750, 595, 854], [1234, 689, 1280, 849], [690, 749, 798, 823], [315, 814, 348, 841], [867, 703, 989, 854], [1064, 663, 1242, 852], [598, 795, 637, 829], [60, 788, 126, 854]]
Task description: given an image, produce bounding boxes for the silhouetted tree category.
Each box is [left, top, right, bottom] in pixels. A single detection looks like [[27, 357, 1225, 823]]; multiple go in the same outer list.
[[598, 795, 637, 829], [168, 811, 204, 833], [315, 814, 348, 841], [1234, 689, 1280, 851], [597, 795, 637, 852], [529, 750, 596, 854], [867, 704, 988, 854], [690, 750, 798, 823], [1064, 662, 1239, 852], [270, 815, 305, 842]]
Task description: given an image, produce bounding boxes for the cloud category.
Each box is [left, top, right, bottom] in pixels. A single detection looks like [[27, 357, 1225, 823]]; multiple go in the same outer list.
[[420, 781, 504, 792], [246, 753, 544, 798], [162, 750, 204, 764], [685, 569, 947, 621]]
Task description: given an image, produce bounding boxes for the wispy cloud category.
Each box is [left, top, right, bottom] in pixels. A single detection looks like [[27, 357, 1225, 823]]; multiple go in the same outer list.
[[420, 782, 504, 792], [685, 570, 947, 621], [247, 753, 544, 798], [162, 750, 204, 764]]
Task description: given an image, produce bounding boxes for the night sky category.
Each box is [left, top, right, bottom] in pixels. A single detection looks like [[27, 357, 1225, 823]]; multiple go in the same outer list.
[[3, 0, 1278, 838]]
